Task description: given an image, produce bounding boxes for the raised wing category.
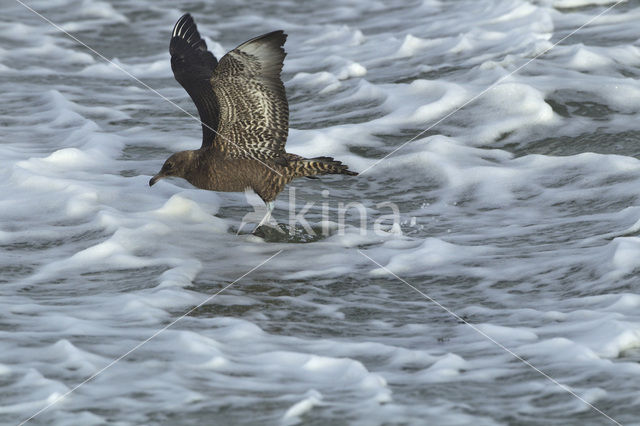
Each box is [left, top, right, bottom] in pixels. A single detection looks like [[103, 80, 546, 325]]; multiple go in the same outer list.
[[169, 14, 220, 148], [210, 30, 289, 164]]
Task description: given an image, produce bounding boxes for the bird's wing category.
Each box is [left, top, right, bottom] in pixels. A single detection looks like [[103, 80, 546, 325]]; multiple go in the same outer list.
[[210, 30, 289, 164], [169, 14, 220, 148]]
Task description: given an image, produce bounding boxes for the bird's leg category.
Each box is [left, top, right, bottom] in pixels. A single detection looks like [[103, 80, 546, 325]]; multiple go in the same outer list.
[[256, 200, 275, 229]]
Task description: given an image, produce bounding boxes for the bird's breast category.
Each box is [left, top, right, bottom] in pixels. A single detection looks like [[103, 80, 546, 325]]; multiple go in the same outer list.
[[186, 156, 258, 193]]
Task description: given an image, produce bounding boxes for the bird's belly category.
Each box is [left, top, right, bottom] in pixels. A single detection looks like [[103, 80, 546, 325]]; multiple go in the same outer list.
[[193, 176, 249, 193], [188, 159, 284, 196]]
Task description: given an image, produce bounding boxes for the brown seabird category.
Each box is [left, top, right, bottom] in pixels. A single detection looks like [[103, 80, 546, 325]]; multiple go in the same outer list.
[[150, 14, 357, 226]]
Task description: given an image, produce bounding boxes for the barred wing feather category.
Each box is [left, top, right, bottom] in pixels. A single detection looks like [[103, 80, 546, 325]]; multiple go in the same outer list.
[[210, 31, 289, 164]]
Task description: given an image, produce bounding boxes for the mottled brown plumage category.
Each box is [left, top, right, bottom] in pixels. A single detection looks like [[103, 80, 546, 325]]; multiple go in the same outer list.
[[149, 13, 357, 204]]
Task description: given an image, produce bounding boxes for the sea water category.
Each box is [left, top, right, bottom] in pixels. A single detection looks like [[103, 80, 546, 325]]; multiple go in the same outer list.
[[1, 0, 640, 424]]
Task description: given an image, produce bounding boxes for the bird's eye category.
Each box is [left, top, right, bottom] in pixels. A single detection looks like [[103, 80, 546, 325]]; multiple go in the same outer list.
[[164, 161, 174, 170]]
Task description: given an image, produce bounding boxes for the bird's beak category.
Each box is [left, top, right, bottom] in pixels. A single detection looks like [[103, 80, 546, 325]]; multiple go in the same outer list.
[[149, 174, 162, 187]]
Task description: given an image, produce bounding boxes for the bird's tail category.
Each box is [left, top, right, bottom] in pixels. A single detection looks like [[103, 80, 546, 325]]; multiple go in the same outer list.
[[289, 155, 358, 178]]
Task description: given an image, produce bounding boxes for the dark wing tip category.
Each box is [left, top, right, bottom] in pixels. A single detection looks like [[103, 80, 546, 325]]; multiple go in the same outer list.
[[263, 30, 287, 46], [233, 30, 288, 79], [172, 13, 193, 35], [170, 13, 208, 55], [242, 30, 287, 52], [170, 13, 217, 79]]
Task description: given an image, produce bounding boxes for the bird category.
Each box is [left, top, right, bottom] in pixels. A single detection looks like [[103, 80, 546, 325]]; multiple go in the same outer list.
[[149, 13, 357, 228]]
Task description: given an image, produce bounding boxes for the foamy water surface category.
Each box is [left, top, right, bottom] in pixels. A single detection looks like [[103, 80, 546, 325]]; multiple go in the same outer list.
[[2, 0, 640, 424]]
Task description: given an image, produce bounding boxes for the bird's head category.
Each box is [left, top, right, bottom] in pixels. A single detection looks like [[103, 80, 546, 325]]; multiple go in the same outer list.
[[149, 151, 195, 186]]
